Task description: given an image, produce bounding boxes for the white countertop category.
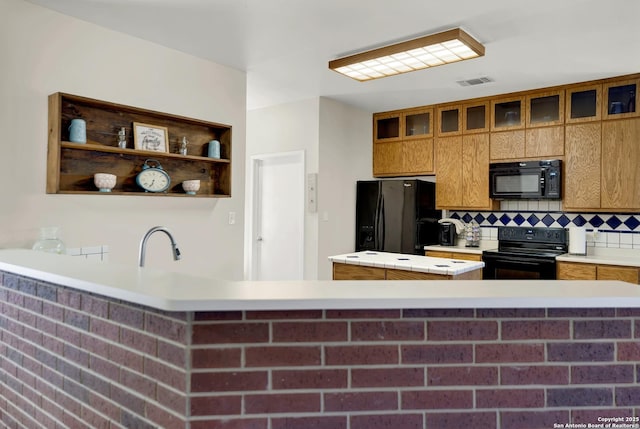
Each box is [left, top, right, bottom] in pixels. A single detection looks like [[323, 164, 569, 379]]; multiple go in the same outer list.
[[2, 249, 640, 312], [329, 251, 484, 275], [424, 240, 498, 255], [557, 247, 640, 267]]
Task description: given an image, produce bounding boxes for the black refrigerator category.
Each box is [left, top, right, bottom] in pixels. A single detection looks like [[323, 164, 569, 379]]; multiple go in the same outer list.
[[355, 179, 441, 255]]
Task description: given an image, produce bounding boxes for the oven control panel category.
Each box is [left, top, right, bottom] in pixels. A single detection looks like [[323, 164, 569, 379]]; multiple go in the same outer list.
[[498, 226, 567, 245]]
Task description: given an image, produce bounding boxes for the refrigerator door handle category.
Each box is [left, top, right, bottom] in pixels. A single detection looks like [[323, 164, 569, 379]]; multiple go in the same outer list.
[[373, 191, 381, 249], [377, 194, 385, 250]]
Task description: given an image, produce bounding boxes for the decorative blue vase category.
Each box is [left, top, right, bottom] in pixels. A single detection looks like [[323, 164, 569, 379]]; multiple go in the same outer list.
[[208, 140, 220, 159], [69, 119, 86, 143]]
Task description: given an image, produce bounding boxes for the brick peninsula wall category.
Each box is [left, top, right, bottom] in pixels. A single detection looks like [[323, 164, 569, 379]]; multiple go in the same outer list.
[[1, 270, 640, 429]]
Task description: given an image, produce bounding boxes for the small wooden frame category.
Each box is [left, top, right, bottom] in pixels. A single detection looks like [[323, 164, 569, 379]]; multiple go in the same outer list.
[[133, 122, 169, 153]]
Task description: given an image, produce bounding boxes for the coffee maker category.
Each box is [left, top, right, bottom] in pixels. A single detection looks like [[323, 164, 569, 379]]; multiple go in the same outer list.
[[437, 218, 465, 246]]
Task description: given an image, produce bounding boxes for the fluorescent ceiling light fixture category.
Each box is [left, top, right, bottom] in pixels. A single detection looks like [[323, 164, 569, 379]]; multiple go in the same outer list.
[[329, 28, 485, 82]]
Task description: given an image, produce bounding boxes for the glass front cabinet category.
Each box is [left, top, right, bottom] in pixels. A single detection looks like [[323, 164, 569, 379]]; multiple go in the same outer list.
[[403, 107, 433, 139], [373, 112, 402, 142], [462, 101, 489, 134], [526, 90, 564, 127], [603, 78, 639, 120], [491, 96, 525, 131], [437, 104, 462, 136], [566, 84, 602, 123]]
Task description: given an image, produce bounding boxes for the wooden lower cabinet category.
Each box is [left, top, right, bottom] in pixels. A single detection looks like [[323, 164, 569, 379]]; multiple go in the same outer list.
[[557, 262, 596, 280], [333, 263, 385, 280], [597, 265, 640, 283], [332, 263, 482, 280], [425, 251, 482, 262], [557, 261, 640, 284]]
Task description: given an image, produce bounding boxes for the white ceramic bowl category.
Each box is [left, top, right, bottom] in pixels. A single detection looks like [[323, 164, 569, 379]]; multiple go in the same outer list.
[[94, 173, 117, 192], [182, 179, 200, 195]]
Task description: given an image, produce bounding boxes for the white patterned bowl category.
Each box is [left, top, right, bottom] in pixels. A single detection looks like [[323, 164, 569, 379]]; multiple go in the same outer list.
[[94, 173, 117, 192], [182, 180, 200, 195]]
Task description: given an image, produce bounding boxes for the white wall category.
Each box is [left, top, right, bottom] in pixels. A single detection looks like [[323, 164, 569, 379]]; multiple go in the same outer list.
[[317, 98, 372, 279], [246, 98, 319, 279], [246, 97, 371, 280], [0, 0, 246, 279]]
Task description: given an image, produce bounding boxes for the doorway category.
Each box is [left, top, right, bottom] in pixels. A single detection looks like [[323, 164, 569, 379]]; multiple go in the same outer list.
[[247, 151, 305, 280]]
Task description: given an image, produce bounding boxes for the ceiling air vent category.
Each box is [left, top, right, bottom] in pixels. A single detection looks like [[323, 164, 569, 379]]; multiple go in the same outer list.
[[456, 77, 493, 87]]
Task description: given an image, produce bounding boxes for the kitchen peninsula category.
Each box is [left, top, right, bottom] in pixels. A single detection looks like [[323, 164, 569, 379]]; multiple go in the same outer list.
[[2, 249, 640, 429]]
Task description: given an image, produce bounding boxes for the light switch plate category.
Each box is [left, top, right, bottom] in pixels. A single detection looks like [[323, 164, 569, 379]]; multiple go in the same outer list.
[[307, 173, 317, 213]]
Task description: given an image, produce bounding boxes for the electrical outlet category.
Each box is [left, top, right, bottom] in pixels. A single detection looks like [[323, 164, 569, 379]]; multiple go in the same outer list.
[[228, 211, 236, 225]]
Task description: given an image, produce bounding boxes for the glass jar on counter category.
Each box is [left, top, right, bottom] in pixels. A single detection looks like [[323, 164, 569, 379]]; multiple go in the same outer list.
[[32, 226, 66, 254]]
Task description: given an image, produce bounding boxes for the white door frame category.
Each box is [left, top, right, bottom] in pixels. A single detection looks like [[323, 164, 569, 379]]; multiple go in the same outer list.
[[245, 150, 305, 280]]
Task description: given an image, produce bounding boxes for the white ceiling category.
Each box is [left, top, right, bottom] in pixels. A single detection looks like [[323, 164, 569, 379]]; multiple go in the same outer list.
[[26, 0, 640, 113]]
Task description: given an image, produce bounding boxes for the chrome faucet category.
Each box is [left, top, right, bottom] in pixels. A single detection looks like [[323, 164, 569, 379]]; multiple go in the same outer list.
[[138, 226, 181, 267]]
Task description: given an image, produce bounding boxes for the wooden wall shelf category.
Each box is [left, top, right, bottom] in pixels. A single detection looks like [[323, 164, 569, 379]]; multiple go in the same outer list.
[[47, 93, 232, 197]]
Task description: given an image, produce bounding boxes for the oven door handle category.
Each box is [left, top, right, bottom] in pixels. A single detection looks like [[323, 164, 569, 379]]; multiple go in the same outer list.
[[483, 255, 554, 265]]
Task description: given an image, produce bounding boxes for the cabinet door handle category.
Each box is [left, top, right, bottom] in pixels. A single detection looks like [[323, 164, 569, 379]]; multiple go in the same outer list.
[[256, 236, 263, 242]]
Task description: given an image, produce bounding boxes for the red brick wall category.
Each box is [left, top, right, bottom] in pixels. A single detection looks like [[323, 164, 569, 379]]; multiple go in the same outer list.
[[2, 271, 640, 429], [0, 271, 189, 429]]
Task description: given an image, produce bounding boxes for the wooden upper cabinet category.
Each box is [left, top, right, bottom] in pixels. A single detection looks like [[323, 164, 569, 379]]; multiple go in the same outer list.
[[491, 96, 525, 131], [435, 133, 497, 210], [564, 123, 602, 211], [526, 90, 564, 127], [490, 130, 525, 160], [463, 101, 489, 134], [566, 83, 602, 123], [403, 107, 434, 140], [373, 141, 404, 176], [437, 104, 462, 136], [461, 133, 494, 209], [525, 126, 564, 158], [373, 111, 402, 142], [402, 139, 434, 175], [435, 136, 463, 207], [601, 117, 640, 209], [602, 77, 639, 120], [373, 108, 435, 176]]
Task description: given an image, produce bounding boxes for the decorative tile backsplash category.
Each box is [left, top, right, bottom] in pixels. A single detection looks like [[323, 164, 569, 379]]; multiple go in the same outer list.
[[450, 200, 640, 249]]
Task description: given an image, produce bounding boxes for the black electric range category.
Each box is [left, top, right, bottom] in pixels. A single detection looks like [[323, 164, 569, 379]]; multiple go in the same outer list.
[[482, 226, 568, 280]]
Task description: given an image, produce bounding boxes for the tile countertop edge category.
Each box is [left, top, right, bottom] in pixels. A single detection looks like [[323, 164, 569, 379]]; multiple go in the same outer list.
[[3, 249, 640, 312], [328, 251, 485, 275], [424, 241, 498, 254], [557, 251, 640, 268]]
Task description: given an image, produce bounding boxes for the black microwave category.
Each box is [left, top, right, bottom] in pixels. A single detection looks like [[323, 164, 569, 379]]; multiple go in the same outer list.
[[489, 159, 562, 199]]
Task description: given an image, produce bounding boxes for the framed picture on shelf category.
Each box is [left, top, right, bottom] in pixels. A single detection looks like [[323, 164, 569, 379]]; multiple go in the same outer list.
[[133, 122, 169, 153]]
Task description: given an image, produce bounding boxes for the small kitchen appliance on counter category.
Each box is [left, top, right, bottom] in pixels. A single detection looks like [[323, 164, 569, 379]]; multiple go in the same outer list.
[[438, 218, 465, 246], [482, 226, 568, 280]]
